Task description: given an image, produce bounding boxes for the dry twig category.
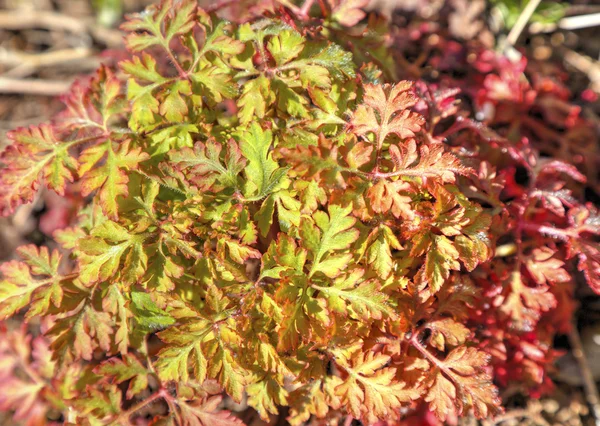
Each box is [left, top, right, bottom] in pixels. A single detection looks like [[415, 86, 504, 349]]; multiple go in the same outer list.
[[0, 10, 124, 48], [503, 0, 542, 49], [0, 77, 71, 96], [484, 407, 549, 426], [558, 46, 600, 93], [568, 324, 600, 426], [0, 10, 87, 33], [0, 47, 98, 78]]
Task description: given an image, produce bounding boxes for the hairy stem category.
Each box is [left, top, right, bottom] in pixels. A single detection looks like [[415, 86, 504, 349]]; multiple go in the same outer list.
[[115, 389, 168, 423], [410, 332, 456, 381], [165, 48, 188, 79], [300, 0, 316, 18], [521, 221, 578, 241]]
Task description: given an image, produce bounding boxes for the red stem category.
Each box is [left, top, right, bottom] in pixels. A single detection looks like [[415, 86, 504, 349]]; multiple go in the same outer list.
[[116, 389, 170, 422], [520, 221, 578, 241], [166, 48, 188, 79], [410, 333, 456, 380], [299, 0, 316, 19], [205, 0, 238, 13]]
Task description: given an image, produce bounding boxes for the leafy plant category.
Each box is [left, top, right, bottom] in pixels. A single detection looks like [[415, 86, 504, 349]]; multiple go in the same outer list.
[[93, 0, 124, 27], [0, 0, 598, 424], [490, 0, 567, 29]]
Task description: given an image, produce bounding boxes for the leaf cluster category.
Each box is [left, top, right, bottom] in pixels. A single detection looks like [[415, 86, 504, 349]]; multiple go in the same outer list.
[[0, 0, 597, 425]]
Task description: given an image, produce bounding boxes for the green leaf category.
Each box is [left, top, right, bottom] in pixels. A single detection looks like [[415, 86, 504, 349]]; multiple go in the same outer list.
[[365, 224, 403, 279], [247, 376, 289, 420], [0, 125, 79, 215], [273, 78, 309, 117], [237, 75, 273, 124], [76, 220, 146, 284], [455, 211, 492, 271], [191, 66, 239, 104], [74, 384, 122, 420], [149, 123, 198, 157], [161, 80, 192, 122], [300, 204, 359, 278], [170, 139, 245, 192], [48, 303, 113, 362], [121, 53, 168, 131], [267, 29, 305, 65], [237, 123, 287, 199], [313, 269, 396, 320], [122, 0, 196, 51], [256, 191, 301, 237], [198, 19, 246, 57], [156, 317, 247, 401], [144, 242, 184, 291], [423, 235, 461, 293], [205, 338, 247, 403], [127, 79, 160, 131], [121, 53, 167, 83], [79, 140, 149, 219], [297, 42, 356, 80], [130, 291, 176, 331], [261, 234, 307, 280], [95, 354, 149, 399], [102, 285, 131, 354], [155, 320, 211, 383], [0, 245, 66, 320]]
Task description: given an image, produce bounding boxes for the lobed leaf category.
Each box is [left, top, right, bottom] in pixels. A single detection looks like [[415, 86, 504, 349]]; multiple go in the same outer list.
[[0, 246, 66, 320], [237, 123, 287, 199], [335, 348, 421, 424], [424, 346, 502, 420], [300, 204, 359, 278], [352, 82, 424, 150], [0, 125, 79, 216]]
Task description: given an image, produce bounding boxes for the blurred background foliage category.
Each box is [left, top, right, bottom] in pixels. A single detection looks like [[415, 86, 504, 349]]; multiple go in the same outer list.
[[491, 0, 568, 29], [92, 0, 124, 27]]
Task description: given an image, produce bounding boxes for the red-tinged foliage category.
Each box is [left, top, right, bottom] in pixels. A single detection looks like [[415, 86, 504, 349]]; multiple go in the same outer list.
[[0, 0, 598, 425]]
